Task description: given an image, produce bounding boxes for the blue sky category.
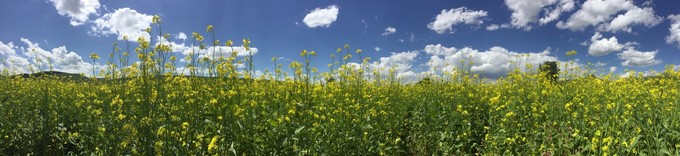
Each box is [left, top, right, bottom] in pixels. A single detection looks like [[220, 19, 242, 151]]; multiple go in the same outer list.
[[1, 0, 679, 79]]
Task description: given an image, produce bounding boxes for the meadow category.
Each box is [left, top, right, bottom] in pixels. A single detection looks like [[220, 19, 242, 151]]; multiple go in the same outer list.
[[1, 16, 680, 155]]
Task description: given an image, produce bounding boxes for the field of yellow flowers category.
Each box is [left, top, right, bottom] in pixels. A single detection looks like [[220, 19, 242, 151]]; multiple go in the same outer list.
[[2, 17, 680, 155]]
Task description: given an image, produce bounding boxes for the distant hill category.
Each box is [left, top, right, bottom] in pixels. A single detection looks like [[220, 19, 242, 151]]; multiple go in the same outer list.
[[11, 71, 90, 81], [6, 71, 270, 83]]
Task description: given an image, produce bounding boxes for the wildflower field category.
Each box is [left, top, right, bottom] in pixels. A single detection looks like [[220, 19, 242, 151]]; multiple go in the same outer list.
[[2, 18, 680, 155]]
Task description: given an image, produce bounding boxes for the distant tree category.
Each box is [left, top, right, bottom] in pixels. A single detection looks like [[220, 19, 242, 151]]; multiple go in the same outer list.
[[540, 61, 559, 82], [326, 77, 336, 83], [416, 77, 432, 85]]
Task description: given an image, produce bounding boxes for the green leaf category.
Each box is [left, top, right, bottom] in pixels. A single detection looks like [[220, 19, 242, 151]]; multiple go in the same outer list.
[[295, 126, 305, 134], [660, 149, 671, 155]]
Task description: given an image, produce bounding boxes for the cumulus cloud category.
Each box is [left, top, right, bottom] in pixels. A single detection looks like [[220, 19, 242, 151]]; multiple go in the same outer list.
[[155, 36, 188, 53], [557, 0, 661, 33], [0, 41, 31, 74], [90, 8, 153, 42], [303, 5, 339, 28], [176, 32, 187, 41], [609, 66, 617, 73], [666, 14, 680, 48], [0, 38, 100, 75], [179, 45, 259, 62], [374, 47, 381, 52], [617, 48, 661, 67], [342, 44, 595, 81], [423, 44, 570, 79], [0, 41, 17, 56], [599, 7, 662, 33], [359, 51, 421, 82], [586, 32, 659, 66], [505, 0, 575, 30], [620, 70, 659, 78], [427, 7, 488, 34], [588, 32, 626, 56], [382, 26, 396, 36], [49, 0, 100, 26], [424, 44, 457, 56], [538, 0, 576, 25]]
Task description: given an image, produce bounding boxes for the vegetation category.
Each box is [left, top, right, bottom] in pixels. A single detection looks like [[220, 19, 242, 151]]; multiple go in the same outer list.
[[540, 61, 559, 82], [2, 16, 680, 155]]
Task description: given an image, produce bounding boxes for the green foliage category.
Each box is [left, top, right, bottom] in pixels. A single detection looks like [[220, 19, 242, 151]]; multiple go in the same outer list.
[[540, 61, 560, 82]]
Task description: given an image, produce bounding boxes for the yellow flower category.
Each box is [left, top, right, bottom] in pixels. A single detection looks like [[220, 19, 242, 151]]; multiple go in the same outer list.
[[505, 111, 515, 118], [182, 122, 190, 129], [206, 25, 214, 32], [89, 53, 100, 60], [152, 15, 161, 24], [155, 141, 164, 154], [118, 113, 126, 120], [208, 135, 219, 152], [566, 50, 577, 56], [226, 40, 233, 46]]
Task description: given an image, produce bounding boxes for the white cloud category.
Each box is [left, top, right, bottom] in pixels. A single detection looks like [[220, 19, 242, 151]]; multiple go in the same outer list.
[[374, 47, 381, 52], [424, 44, 564, 78], [486, 24, 500, 31], [155, 36, 188, 53], [485, 24, 511, 31], [666, 14, 680, 48], [176, 32, 187, 41], [557, 0, 661, 33], [303, 5, 339, 28], [620, 70, 659, 78], [539, 0, 576, 25], [557, 0, 633, 31], [0, 38, 100, 75], [424, 44, 457, 56], [341, 50, 423, 83], [90, 8, 153, 42], [49, 0, 100, 26], [599, 7, 662, 33], [0, 41, 31, 74], [609, 66, 617, 72], [382, 26, 396, 36], [617, 48, 661, 67], [0, 41, 16, 56], [586, 33, 661, 67], [505, 0, 575, 30], [180, 45, 259, 59], [588, 32, 625, 56], [427, 7, 488, 34], [362, 51, 421, 82]]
